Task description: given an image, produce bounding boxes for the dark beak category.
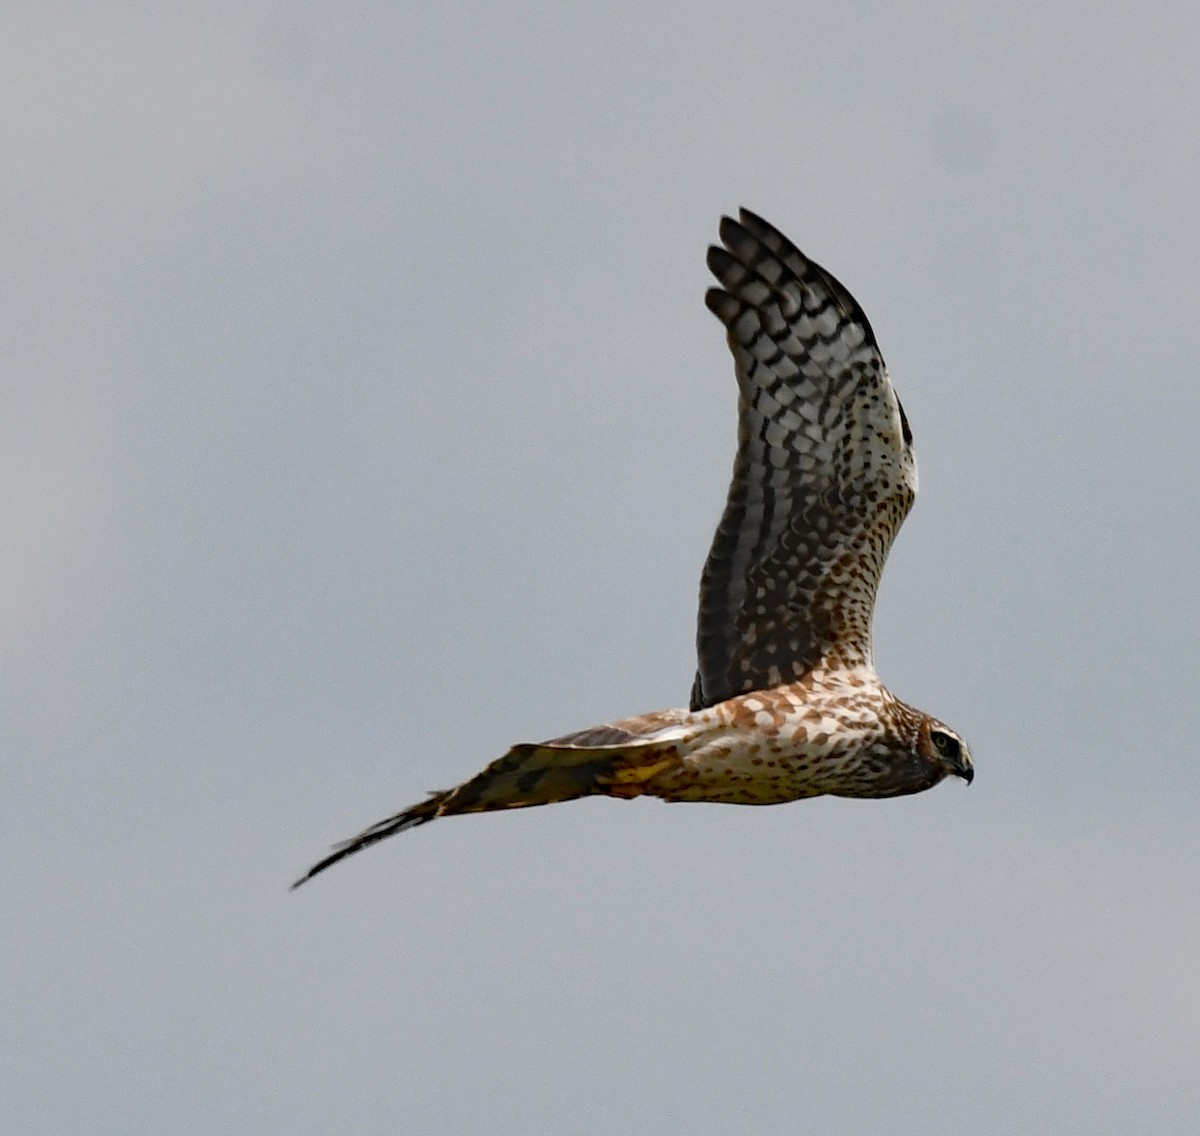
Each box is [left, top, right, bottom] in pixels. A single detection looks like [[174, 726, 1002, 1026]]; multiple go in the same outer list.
[[953, 753, 974, 785]]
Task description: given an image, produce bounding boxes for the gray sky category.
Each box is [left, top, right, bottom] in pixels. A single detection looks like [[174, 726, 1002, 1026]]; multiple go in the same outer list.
[[6, 3, 1200, 1133]]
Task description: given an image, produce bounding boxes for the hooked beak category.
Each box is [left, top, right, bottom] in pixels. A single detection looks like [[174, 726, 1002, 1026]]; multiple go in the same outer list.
[[953, 749, 974, 785]]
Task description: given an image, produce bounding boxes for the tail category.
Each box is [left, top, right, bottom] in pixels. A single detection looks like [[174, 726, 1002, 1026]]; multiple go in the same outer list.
[[290, 741, 679, 888]]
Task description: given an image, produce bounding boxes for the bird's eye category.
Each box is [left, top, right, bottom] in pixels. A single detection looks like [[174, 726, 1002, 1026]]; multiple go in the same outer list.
[[931, 730, 960, 759]]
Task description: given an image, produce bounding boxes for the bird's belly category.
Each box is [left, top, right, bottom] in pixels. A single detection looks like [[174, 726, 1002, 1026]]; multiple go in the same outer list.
[[649, 728, 876, 805]]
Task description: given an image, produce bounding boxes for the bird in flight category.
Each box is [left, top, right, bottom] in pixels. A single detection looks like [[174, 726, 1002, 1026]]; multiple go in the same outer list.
[[293, 209, 972, 888]]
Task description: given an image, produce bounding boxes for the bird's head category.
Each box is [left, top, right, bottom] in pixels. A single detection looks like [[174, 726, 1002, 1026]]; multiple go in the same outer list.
[[916, 716, 973, 786], [847, 703, 974, 798]]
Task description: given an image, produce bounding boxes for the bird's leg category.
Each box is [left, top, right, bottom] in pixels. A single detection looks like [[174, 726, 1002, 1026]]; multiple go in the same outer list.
[[594, 755, 679, 798]]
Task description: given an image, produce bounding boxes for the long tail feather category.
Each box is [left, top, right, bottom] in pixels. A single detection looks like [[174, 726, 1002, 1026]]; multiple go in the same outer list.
[[291, 740, 680, 888], [290, 791, 447, 889]]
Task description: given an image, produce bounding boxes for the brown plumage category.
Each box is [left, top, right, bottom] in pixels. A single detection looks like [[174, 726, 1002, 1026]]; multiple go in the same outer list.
[[292, 210, 972, 889]]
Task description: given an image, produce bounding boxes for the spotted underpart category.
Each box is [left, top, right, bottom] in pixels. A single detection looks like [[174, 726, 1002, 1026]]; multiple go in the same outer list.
[[292, 210, 972, 889]]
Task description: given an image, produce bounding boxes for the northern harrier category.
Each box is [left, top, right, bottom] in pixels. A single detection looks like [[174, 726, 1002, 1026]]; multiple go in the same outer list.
[[293, 210, 972, 888]]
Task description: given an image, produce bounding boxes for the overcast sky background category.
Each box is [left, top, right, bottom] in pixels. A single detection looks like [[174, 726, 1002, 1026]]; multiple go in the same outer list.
[[6, 3, 1200, 1133]]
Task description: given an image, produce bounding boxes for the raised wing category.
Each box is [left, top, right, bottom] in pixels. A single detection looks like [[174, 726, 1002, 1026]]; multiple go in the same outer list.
[[690, 210, 917, 711]]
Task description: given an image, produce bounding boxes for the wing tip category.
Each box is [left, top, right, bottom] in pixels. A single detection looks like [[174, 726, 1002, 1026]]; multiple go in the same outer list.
[[714, 208, 880, 351], [706, 242, 735, 275], [704, 285, 739, 324]]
